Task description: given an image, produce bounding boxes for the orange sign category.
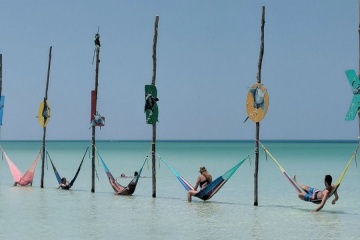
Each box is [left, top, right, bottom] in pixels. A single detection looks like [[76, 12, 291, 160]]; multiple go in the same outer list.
[[246, 83, 269, 122]]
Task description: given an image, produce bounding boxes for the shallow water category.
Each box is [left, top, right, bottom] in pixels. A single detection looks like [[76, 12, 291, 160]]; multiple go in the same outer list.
[[0, 140, 359, 240]]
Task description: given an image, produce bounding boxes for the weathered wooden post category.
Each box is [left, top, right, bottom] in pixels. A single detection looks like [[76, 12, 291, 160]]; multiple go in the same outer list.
[[91, 30, 104, 193], [39, 46, 52, 188], [245, 6, 269, 206], [145, 16, 160, 198]]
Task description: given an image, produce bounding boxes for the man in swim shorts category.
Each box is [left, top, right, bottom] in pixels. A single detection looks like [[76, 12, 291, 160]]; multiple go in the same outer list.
[[293, 175, 339, 213]]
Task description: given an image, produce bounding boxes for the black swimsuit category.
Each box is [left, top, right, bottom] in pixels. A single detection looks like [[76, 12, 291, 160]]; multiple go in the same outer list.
[[199, 180, 209, 188]]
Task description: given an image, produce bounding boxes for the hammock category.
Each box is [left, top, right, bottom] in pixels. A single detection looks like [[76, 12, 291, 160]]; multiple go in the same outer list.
[[2, 147, 41, 186], [48, 147, 88, 190], [96, 148, 147, 195], [160, 154, 250, 201], [258, 141, 358, 203]]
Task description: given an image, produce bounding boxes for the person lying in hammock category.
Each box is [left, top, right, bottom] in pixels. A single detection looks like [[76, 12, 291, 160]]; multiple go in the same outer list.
[[109, 171, 138, 195], [57, 177, 70, 190], [293, 175, 339, 213], [187, 166, 213, 202]]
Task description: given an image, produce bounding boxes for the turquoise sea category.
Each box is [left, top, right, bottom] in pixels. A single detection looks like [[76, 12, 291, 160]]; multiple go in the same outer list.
[[0, 140, 359, 240]]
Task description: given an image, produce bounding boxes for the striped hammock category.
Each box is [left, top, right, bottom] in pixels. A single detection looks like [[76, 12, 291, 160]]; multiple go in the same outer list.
[[160, 154, 250, 201], [258, 141, 358, 203]]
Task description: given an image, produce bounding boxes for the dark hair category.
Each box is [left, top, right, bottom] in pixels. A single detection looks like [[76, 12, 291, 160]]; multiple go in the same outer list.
[[325, 175, 332, 185], [134, 171, 138, 176]]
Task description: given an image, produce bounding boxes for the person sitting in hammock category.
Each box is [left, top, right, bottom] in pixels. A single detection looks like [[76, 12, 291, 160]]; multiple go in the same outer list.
[[187, 166, 213, 202], [57, 177, 70, 190], [109, 171, 138, 195], [293, 175, 339, 213]]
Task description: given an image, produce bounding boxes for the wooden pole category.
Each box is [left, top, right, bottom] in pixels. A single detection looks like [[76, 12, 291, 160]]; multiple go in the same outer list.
[[254, 6, 265, 206], [91, 32, 101, 193], [151, 16, 159, 198], [41, 46, 52, 188]]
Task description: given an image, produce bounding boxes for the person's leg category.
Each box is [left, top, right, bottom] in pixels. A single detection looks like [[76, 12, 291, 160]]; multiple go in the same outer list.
[[298, 192, 306, 200], [293, 175, 310, 192], [187, 190, 197, 202]]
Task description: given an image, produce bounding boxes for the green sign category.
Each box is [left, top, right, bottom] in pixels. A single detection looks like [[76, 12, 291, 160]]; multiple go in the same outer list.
[[145, 85, 159, 124]]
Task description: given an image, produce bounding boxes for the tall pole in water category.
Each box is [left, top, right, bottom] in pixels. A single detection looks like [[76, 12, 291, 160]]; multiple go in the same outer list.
[[40, 46, 52, 188], [254, 6, 266, 206], [151, 16, 159, 198], [91, 31, 101, 193]]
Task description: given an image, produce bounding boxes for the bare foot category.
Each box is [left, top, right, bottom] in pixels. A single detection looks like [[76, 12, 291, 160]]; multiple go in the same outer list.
[[293, 175, 297, 183]]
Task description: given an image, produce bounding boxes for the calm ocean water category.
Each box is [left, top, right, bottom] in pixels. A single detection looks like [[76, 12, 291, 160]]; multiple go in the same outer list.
[[0, 140, 359, 240]]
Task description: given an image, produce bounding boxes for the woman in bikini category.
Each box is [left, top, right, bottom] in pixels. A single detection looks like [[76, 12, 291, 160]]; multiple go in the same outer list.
[[187, 166, 212, 202], [293, 174, 339, 213]]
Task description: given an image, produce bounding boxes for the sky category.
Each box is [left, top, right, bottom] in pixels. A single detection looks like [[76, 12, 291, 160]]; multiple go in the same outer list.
[[0, 1, 359, 141]]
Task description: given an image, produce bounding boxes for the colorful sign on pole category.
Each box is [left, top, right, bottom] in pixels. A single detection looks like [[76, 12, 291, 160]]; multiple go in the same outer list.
[[145, 85, 159, 124], [246, 83, 269, 123]]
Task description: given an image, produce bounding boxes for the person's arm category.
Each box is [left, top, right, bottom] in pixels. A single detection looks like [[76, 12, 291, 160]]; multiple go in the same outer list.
[[312, 191, 329, 213], [332, 188, 339, 205], [193, 176, 201, 190]]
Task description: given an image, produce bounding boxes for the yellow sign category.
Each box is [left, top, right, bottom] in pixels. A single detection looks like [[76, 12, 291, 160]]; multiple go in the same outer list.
[[246, 83, 269, 122], [37, 100, 51, 127]]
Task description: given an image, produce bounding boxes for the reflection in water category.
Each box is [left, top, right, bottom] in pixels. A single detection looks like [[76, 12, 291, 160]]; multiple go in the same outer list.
[[251, 207, 263, 240], [191, 201, 222, 218]]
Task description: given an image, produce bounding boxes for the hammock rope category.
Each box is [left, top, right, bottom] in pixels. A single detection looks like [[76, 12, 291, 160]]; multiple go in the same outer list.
[[257, 141, 304, 194]]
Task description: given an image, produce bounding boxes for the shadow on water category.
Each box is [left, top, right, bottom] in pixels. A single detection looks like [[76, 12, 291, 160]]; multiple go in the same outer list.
[[255, 202, 358, 215], [153, 194, 253, 206]]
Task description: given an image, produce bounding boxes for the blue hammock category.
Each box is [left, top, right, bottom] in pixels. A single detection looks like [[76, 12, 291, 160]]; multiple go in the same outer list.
[[160, 154, 249, 200], [49, 147, 88, 190], [97, 149, 147, 195]]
